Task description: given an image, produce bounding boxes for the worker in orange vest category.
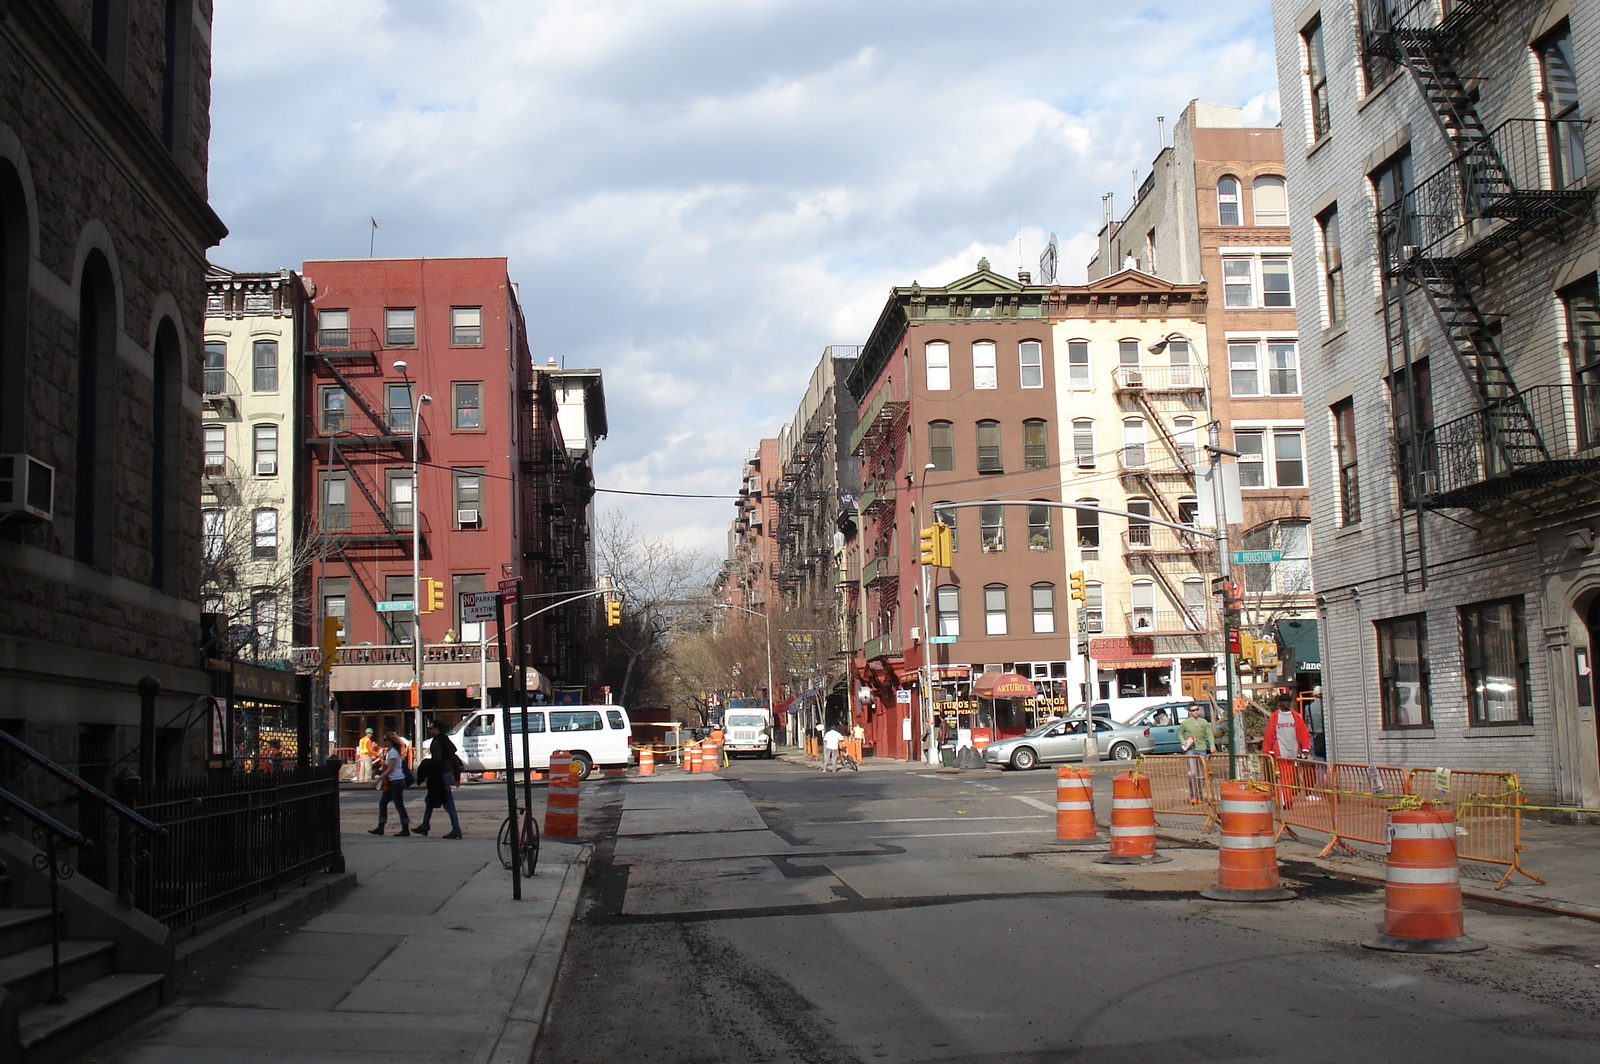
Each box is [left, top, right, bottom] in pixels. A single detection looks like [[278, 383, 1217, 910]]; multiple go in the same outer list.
[[356, 728, 380, 782]]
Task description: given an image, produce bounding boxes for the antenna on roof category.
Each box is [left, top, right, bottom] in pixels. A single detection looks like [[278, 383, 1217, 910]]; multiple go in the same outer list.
[[367, 217, 395, 257], [1157, 116, 1165, 148]]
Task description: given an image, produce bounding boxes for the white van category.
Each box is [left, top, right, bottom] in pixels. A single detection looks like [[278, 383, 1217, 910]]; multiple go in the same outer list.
[[450, 705, 633, 781]]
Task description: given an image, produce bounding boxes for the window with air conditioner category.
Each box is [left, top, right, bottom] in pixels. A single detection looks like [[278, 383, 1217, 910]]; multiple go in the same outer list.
[[253, 424, 278, 476], [457, 509, 481, 528]]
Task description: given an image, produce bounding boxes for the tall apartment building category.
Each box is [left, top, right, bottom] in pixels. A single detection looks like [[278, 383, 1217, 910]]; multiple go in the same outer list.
[[721, 438, 782, 614], [297, 258, 583, 746], [1089, 100, 1318, 700], [1, 2, 227, 776], [1272, 0, 1599, 804]]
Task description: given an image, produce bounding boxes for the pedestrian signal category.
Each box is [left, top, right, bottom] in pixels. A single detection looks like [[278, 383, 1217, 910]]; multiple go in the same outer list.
[[1069, 571, 1087, 602]]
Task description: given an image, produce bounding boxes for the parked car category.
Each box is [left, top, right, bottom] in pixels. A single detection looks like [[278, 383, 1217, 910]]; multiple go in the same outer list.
[[982, 717, 1154, 770], [450, 704, 633, 780], [1124, 701, 1209, 754], [1066, 695, 1193, 724]]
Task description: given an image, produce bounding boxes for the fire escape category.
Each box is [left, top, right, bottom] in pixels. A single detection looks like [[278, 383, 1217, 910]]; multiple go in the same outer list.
[[1113, 362, 1217, 636], [776, 421, 833, 607], [848, 380, 907, 661], [1368, 0, 1597, 589], [307, 325, 427, 643]]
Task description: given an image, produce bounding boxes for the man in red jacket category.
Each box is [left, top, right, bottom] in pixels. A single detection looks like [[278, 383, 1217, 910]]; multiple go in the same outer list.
[[1262, 693, 1311, 808]]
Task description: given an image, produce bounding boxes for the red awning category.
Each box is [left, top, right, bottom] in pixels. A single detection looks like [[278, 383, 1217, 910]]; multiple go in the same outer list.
[[971, 672, 1038, 699]]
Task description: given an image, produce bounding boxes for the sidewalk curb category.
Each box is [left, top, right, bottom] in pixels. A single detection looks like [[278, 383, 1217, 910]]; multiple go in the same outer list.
[[1155, 829, 1600, 926], [486, 842, 593, 1064], [169, 870, 359, 980]]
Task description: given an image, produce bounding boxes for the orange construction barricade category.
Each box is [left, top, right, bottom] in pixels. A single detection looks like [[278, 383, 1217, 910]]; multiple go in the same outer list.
[[702, 740, 721, 772], [1202, 781, 1294, 902], [1364, 805, 1484, 953], [638, 747, 655, 776], [544, 750, 579, 839], [1095, 771, 1170, 865], [1055, 766, 1097, 842], [685, 742, 701, 773]]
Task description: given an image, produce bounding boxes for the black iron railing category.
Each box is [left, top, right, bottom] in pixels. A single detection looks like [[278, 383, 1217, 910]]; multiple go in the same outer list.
[[1409, 384, 1600, 502], [132, 763, 342, 928]]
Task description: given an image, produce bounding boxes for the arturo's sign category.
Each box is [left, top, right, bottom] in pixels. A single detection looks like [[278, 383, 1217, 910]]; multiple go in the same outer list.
[[1090, 636, 1157, 659]]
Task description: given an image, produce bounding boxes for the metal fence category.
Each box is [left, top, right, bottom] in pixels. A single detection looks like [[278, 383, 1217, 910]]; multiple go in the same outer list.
[[132, 763, 344, 928]]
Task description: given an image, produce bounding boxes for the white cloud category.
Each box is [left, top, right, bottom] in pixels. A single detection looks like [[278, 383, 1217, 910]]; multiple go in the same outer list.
[[209, 0, 1284, 554]]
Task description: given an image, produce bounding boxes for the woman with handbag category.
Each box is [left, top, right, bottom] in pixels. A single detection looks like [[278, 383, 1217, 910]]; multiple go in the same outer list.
[[369, 731, 412, 837], [415, 720, 463, 839]]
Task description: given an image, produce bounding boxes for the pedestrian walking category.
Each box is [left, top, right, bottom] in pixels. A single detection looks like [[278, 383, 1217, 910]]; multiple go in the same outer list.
[[415, 720, 463, 838], [356, 727, 379, 782], [822, 724, 844, 772], [1305, 687, 1326, 759], [369, 731, 412, 836], [1262, 694, 1312, 809], [1178, 705, 1214, 803]]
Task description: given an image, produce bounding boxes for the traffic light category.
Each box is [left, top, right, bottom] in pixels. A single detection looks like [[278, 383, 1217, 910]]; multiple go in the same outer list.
[[917, 522, 952, 567], [318, 616, 345, 676], [420, 578, 445, 613], [1252, 640, 1280, 670], [1069, 570, 1087, 602], [606, 597, 622, 627]]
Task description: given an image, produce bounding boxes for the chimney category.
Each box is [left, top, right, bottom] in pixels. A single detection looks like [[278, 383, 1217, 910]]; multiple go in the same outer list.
[[1017, 270, 1032, 283]]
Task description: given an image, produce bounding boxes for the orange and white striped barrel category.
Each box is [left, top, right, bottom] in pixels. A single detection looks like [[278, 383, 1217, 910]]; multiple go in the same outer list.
[[1364, 806, 1484, 953], [544, 750, 579, 839], [638, 746, 655, 776], [685, 742, 701, 773], [480, 770, 497, 782], [1094, 771, 1170, 865], [1202, 781, 1294, 901], [1055, 766, 1097, 842], [702, 740, 720, 772]]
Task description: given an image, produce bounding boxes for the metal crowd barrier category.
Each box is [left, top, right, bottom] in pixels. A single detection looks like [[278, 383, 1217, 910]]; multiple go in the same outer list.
[[1408, 767, 1544, 889]]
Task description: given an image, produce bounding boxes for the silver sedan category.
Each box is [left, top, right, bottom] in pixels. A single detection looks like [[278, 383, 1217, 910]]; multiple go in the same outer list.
[[982, 718, 1154, 771]]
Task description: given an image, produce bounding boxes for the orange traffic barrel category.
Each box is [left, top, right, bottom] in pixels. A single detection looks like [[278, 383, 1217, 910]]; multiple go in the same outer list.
[[638, 747, 655, 776], [480, 771, 497, 782], [1364, 805, 1484, 953], [544, 750, 578, 839], [1055, 766, 1097, 843], [685, 742, 701, 773], [702, 740, 720, 772], [1094, 771, 1170, 865], [1202, 781, 1295, 902]]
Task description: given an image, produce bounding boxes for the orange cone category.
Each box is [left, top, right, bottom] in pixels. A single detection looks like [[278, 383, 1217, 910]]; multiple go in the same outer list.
[[1094, 771, 1170, 865], [1055, 766, 1097, 842], [1202, 781, 1294, 901], [1364, 805, 1484, 953], [638, 747, 655, 776], [544, 750, 579, 839]]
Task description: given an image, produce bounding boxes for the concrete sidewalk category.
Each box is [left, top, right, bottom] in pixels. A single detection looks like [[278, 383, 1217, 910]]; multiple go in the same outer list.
[[83, 789, 590, 1064]]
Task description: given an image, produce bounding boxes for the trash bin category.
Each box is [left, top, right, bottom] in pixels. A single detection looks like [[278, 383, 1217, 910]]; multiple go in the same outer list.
[[940, 746, 956, 768]]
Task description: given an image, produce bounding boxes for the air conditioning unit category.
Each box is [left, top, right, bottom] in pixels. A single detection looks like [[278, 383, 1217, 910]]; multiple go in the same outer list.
[[1417, 470, 1441, 495], [255, 460, 277, 476], [1124, 370, 1144, 387], [458, 508, 481, 527], [0, 454, 55, 522], [909, 626, 922, 642], [1076, 454, 1096, 469], [1083, 609, 1105, 633]]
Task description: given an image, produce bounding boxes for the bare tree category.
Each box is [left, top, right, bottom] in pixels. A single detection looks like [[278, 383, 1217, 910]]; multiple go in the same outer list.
[[593, 511, 718, 707]]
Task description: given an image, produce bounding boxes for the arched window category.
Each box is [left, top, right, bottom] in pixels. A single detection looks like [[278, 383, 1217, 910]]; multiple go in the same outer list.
[[0, 161, 29, 454], [151, 318, 184, 590], [980, 504, 1005, 552], [1217, 176, 1242, 226], [928, 420, 954, 471], [1027, 503, 1052, 550], [976, 420, 1002, 473], [75, 251, 118, 567], [1075, 498, 1100, 557], [1121, 418, 1147, 469], [984, 584, 1009, 635], [1031, 583, 1056, 634], [925, 341, 950, 391], [1130, 580, 1156, 630], [972, 340, 997, 389], [936, 585, 961, 637], [1253, 176, 1288, 225], [1023, 418, 1048, 469], [252, 338, 279, 392]]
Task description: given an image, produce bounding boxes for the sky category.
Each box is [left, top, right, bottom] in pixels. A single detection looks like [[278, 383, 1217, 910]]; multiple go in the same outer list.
[[208, 0, 1283, 555]]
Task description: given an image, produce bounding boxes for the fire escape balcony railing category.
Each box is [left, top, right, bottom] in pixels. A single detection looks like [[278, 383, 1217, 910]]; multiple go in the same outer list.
[[202, 369, 240, 414], [858, 478, 894, 516], [1120, 525, 1214, 559], [1111, 364, 1207, 395], [312, 325, 382, 360], [862, 554, 898, 587], [1118, 447, 1197, 478], [1126, 608, 1214, 636], [316, 509, 431, 541], [863, 633, 899, 661], [1410, 383, 1600, 507]]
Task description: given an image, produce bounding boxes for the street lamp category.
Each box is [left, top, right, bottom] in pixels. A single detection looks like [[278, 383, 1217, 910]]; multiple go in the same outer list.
[[1148, 332, 1241, 775], [917, 462, 936, 765], [714, 603, 774, 740], [395, 360, 432, 753]]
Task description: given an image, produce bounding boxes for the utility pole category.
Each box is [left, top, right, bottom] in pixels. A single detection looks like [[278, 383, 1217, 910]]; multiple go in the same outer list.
[[1207, 421, 1242, 779]]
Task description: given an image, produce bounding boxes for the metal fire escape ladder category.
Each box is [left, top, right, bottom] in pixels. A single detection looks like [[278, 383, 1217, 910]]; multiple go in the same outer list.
[[316, 356, 401, 442], [329, 439, 401, 537], [1379, 267, 1430, 592], [1127, 388, 1213, 589]]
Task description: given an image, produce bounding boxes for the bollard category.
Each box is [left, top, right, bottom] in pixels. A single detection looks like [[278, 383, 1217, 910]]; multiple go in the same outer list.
[[1055, 766, 1098, 843], [1364, 805, 1484, 953], [1094, 771, 1170, 865], [544, 750, 579, 839], [1201, 781, 1295, 901], [638, 747, 655, 777]]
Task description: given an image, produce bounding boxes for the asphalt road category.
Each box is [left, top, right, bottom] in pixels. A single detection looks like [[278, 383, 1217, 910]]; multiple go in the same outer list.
[[534, 757, 1600, 1064]]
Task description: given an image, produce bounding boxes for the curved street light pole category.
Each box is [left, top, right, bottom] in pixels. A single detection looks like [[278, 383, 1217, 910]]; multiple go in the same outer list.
[[396, 361, 432, 755], [715, 603, 775, 737]]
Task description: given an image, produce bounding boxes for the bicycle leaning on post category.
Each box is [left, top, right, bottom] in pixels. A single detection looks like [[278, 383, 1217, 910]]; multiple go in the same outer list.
[[497, 803, 540, 878]]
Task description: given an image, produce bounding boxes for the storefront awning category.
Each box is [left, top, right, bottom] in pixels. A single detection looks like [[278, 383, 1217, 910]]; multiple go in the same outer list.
[[1276, 618, 1322, 673], [972, 672, 1038, 699], [330, 662, 551, 694]]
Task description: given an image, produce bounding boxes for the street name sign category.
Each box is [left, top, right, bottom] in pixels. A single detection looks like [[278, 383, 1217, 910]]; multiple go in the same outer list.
[[928, 635, 958, 644], [1231, 550, 1282, 564], [376, 600, 413, 612]]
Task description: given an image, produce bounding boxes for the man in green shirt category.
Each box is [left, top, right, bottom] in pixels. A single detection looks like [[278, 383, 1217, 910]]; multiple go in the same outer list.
[[1178, 706, 1214, 802]]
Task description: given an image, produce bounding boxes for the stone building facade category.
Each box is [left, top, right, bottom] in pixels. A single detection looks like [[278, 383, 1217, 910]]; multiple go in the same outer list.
[[0, 1, 227, 781], [1273, 0, 1600, 805]]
